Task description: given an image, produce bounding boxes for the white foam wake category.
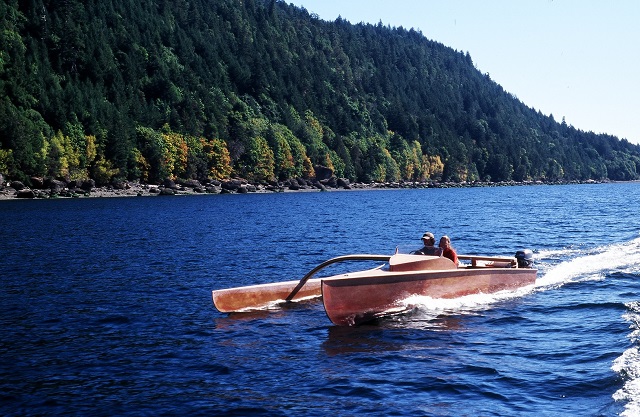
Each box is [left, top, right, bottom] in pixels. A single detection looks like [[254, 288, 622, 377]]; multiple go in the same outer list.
[[613, 301, 640, 416], [402, 284, 535, 322], [539, 238, 640, 414], [535, 236, 640, 289]]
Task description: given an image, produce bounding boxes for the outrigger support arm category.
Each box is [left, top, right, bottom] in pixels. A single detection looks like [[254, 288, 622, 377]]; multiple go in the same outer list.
[[285, 254, 392, 301]]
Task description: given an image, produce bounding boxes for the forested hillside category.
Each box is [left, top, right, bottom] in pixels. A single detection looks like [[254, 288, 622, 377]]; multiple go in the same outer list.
[[2, 0, 639, 186]]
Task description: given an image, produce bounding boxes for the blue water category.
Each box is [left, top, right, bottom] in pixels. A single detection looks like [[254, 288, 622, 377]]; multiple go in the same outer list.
[[1, 183, 640, 416]]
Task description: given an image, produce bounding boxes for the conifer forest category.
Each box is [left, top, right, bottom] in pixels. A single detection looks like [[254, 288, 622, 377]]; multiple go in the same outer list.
[[2, 0, 639, 186]]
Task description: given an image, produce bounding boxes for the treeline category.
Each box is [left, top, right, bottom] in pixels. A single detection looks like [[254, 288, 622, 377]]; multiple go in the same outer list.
[[1, 0, 639, 186]]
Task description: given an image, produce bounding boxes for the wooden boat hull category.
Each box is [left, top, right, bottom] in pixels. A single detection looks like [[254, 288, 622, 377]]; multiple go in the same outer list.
[[322, 261, 537, 326], [212, 252, 536, 326], [212, 278, 323, 313]]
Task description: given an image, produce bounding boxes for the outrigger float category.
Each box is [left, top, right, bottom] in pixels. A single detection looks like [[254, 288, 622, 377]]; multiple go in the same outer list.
[[212, 250, 536, 326]]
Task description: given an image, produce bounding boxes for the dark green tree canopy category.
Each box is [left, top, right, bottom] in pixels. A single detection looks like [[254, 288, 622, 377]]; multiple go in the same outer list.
[[1, 0, 639, 184]]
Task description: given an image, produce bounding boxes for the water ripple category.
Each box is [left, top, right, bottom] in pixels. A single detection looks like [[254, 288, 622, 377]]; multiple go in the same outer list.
[[2, 184, 640, 415]]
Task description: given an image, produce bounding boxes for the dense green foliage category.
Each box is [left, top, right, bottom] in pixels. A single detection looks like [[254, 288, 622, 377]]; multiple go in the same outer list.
[[2, 0, 640, 185]]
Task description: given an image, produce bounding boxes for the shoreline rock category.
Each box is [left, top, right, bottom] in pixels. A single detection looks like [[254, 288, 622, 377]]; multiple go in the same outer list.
[[0, 176, 610, 201]]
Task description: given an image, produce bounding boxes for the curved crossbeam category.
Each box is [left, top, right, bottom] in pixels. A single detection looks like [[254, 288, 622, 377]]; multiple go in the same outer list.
[[285, 254, 391, 301]]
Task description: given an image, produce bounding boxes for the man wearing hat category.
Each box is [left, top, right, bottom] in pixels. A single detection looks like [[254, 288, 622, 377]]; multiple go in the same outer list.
[[414, 232, 443, 256]]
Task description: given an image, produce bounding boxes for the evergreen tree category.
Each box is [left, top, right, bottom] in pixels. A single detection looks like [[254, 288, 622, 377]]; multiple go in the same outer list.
[[0, 0, 638, 186]]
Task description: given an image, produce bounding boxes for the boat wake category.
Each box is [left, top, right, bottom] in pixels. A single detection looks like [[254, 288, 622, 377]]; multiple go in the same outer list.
[[535, 236, 640, 290], [400, 284, 535, 325], [538, 237, 640, 415], [613, 301, 640, 417]]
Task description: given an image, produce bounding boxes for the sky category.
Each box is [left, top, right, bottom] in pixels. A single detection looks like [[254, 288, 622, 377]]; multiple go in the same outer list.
[[288, 0, 640, 144]]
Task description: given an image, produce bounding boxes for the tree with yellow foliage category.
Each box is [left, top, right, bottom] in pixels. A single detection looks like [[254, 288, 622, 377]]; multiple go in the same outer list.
[[423, 154, 444, 181], [160, 126, 189, 179], [201, 138, 232, 180]]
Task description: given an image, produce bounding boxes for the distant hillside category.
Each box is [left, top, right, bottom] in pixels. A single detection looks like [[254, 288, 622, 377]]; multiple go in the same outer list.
[[1, 0, 639, 185]]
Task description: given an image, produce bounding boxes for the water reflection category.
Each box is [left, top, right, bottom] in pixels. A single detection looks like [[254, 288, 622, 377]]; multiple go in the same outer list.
[[212, 298, 323, 329], [322, 325, 406, 355], [321, 310, 469, 356]]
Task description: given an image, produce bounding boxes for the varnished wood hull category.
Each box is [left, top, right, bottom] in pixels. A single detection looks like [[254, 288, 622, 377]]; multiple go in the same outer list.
[[212, 253, 536, 326], [212, 278, 323, 313], [322, 264, 537, 326]]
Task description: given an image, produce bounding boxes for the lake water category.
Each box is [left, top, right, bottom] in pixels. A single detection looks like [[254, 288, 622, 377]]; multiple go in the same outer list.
[[1, 183, 639, 416]]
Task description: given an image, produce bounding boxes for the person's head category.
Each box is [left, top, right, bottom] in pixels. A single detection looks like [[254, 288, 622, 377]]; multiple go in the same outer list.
[[439, 235, 451, 249], [421, 232, 435, 246]]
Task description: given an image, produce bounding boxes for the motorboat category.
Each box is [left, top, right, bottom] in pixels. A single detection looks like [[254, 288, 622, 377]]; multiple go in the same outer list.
[[212, 250, 536, 326]]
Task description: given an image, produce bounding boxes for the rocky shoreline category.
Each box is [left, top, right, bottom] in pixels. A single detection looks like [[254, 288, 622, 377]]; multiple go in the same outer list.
[[0, 172, 606, 201]]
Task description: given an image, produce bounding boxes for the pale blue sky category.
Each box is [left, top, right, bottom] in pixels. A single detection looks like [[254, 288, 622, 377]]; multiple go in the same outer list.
[[288, 1, 640, 144]]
